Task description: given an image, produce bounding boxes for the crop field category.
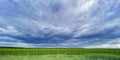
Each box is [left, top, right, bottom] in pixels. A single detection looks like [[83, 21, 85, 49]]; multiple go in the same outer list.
[[0, 48, 120, 60]]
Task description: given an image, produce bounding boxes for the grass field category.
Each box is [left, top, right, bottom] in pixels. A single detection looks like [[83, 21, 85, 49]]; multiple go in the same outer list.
[[0, 48, 120, 60]]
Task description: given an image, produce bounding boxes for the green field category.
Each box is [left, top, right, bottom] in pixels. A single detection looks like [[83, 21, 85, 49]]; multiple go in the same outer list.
[[0, 48, 120, 60]]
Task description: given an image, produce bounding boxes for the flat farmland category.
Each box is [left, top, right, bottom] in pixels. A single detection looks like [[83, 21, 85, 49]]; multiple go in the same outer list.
[[0, 48, 120, 60]]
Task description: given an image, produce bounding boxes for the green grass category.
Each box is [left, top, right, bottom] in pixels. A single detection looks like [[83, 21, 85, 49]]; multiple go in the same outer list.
[[0, 48, 120, 60], [0, 54, 120, 60], [0, 48, 120, 55]]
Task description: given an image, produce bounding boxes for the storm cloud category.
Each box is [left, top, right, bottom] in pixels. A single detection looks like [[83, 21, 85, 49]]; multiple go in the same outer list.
[[0, 0, 120, 48]]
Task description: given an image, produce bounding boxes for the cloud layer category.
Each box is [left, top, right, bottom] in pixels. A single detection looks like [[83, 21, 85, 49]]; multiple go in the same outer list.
[[0, 0, 120, 48]]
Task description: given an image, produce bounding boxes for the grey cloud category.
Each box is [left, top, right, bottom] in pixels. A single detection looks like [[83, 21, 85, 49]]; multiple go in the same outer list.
[[0, 0, 120, 48]]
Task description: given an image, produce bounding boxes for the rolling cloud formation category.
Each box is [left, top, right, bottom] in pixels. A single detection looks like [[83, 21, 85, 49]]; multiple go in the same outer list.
[[0, 0, 120, 48]]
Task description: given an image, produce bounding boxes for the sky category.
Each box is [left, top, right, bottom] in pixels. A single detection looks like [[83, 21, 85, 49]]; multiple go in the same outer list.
[[0, 0, 120, 48]]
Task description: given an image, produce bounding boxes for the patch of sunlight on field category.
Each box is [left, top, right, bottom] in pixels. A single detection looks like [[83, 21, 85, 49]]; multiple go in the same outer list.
[[0, 54, 120, 60]]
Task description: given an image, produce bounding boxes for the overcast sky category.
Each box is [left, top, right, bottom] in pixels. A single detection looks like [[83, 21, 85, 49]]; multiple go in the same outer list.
[[0, 0, 120, 48]]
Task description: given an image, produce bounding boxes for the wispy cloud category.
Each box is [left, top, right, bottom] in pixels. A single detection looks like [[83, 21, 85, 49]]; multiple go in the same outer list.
[[0, 0, 120, 48]]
